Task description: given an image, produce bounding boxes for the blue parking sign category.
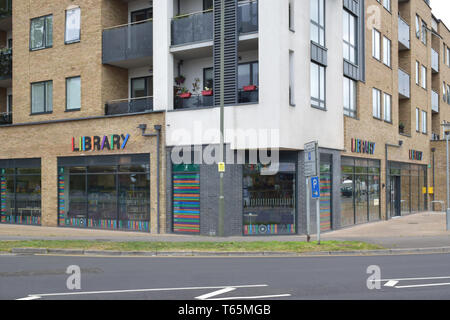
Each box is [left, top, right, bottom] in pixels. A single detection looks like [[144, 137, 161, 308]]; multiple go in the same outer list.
[[311, 176, 320, 199]]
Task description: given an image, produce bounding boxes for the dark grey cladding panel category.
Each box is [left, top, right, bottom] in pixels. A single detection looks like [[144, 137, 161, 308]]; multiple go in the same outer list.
[[343, 60, 359, 81], [310, 42, 327, 66], [214, 0, 238, 106], [343, 0, 359, 16]]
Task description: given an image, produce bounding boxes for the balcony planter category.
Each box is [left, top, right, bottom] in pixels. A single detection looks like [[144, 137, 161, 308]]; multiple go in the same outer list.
[[202, 90, 213, 96], [243, 85, 257, 92], [179, 92, 192, 99]]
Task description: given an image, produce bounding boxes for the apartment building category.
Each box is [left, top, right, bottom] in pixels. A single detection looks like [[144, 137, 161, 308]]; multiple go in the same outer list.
[[0, 0, 449, 237]]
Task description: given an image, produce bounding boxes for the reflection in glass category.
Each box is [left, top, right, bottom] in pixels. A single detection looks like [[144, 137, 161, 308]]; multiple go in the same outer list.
[[243, 163, 296, 235], [340, 166, 354, 227]]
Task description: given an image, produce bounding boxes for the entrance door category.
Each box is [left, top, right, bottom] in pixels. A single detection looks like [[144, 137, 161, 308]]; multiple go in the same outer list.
[[390, 176, 401, 217]]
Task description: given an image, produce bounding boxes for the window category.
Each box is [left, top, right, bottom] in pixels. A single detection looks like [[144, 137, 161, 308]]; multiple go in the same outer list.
[[311, 62, 325, 109], [203, 68, 213, 90], [383, 0, 390, 11], [422, 111, 427, 133], [372, 88, 381, 119], [421, 65, 427, 89], [447, 47, 450, 67], [416, 108, 420, 132], [30, 15, 53, 50], [343, 77, 357, 118], [238, 61, 259, 88], [66, 77, 81, 111], [447, 84, 450, 104], [415, 61, 420, 85], [131, 76, 153, 98], [310, 0, 325, 46], [31, 81, 52, 114], [444, 82, 447, 102], [343, 10, 357, 64], [421, 21, 427, 45], [65, 7, 81, 44], [289, 51, 295, 105], [289, 1, 295, 31], [131, 8, 153, 22], [382, 36, 391, 67], [383, 93, 391, 122], [372, 29, 381, 60], [203, 0, 213, 11], [415, 15, 420, 39]]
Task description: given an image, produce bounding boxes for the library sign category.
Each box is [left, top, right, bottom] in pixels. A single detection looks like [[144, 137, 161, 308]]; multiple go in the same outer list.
[[72, 134, 130, 152], [351, 138, 376, 155]]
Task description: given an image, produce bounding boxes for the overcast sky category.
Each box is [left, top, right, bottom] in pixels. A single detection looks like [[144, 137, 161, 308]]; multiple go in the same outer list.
[[431, 0, 450, 27]]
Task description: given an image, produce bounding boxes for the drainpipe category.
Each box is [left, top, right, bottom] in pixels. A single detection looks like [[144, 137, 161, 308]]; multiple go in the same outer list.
[[138, 124, 162, 234]]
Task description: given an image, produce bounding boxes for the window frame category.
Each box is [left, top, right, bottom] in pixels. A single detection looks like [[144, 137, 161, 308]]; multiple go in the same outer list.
[[65, 7, 81, 45], [421, 110, 427, 134], [66, 76, 81, 112], [372, 88, 381, 119], [421, 65, 427, 89], [383, 93, 392, 123], [416, 108, 420, 132], [372, 28, 381, 61], [310, 0, 325, 47], [310, 61, 326, 110], [383, 36, 391, 67], [343, 9, 357, 65], [343, 76, 357, 118], [29, 14, 53, 51], [31, 80, 53, 115]]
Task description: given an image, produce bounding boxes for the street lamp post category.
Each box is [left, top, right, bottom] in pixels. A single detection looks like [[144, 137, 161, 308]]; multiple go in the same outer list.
[[441, 122, 450, 231]]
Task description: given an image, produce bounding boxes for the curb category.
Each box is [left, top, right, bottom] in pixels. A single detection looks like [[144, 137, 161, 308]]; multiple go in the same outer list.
[[6, 246, 450, 257]]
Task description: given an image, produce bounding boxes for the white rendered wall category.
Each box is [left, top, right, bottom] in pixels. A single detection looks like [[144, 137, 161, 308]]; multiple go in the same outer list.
[[165, 0, 344, 152]]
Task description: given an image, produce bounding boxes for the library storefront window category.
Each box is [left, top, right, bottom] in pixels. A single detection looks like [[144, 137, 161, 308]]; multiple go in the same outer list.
[[341, 157, 381, 227], [58, 154, 150, 232], [388, 162, 427, 218], [0, 159, 42, 225], [243, 163, 296, 236]]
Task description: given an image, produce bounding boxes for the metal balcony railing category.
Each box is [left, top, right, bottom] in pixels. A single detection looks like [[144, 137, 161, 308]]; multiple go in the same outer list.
[[0, 48, 12, 78], [105, 96, 153, 115], [171, 10, 214, 46], [238, 0, 258, 34], [238, 88, 259, 104], [432, 48, 439, 73], [102, 19, 153, 65], [174, 94, 214, 109], [398, 15, 410, 50], [398, 69, 410, 99], [0, 111, 11, 125], [432, 90, 439, 113]]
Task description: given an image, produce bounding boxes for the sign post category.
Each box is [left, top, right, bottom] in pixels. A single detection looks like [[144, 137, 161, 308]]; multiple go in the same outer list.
[[311, 176, 321, 244], [304, 141, 319, 243]]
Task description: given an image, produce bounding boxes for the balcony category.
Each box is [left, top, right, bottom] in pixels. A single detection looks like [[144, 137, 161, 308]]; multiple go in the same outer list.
[[174, 94, 214, 110], [432, 48, 439, 73], [102, 19, 153, 68], [105, 96, 153, 116], [432, 90, 439, 113], [0, 111, 11, 125], [398, 16, 410, 51], [238, 0, 258, 34], [171, 10, 213, 47], [398, 69, 410, 99], [0, 48, 11, 87], [171, 0, 258, 47], [238, 87, 259, 104]]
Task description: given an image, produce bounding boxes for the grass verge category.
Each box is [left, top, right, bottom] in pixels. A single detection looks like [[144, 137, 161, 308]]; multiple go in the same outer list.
[[0, 240, 383, 253]]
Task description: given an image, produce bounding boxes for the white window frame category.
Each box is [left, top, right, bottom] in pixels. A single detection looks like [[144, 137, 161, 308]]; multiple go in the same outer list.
[[372, 29, 381, 60], [372, 88, 381, 119], [65, 7, 81, 44], [383, 36, 391, 67], [422, 110, 427, 134], [421, 65, 427, 89], [383, 93, 391, 122], [416, 108, 420, 132]]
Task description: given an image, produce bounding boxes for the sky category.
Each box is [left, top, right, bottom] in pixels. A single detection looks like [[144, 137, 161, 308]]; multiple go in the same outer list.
[[431, 0, 450, 28]]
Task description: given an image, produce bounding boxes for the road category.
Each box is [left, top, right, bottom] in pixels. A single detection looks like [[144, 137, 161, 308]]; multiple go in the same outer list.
[[1, 253, 450, 300]]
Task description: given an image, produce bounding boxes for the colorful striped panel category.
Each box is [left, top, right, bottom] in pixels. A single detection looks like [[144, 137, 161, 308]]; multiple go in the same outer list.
[[320, 173, 332, 232], [58, 174, 66, 226], [0, 177, 6, 222], [173, 172, 200, 233]]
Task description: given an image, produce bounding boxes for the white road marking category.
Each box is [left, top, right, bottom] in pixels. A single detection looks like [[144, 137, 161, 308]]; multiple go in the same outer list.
[[213, 294, 292, 300], [16, 284, 268, 300], [384, 280, 399, 287], [374, 276, 450, 282], [395, 282, 450, 289], [195, 287, 236, 300], [16, 296, 40, 300]]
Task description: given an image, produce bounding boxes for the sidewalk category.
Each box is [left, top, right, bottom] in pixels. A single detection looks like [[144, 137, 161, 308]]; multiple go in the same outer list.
[[0, 212, 449, 249]]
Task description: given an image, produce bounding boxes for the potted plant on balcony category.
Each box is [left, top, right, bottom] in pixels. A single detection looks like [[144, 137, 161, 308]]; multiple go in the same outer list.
[[192, 78, 201, 95], [179, 87, 191, 99], [175, 75, 186, 86], [202, 87, 213, 96], [399, 122, 405, 134], [243, 84, 257, 92]]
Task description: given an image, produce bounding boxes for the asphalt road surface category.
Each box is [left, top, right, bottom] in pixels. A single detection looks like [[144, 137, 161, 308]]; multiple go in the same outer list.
[[1, 253, 450, 300]]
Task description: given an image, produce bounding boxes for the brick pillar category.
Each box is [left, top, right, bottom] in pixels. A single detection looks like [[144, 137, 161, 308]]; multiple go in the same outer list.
[[41, 155, 58, 227]]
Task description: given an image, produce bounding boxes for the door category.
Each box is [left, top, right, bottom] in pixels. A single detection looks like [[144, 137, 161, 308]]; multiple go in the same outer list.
[[390, 176, 401, 217]]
